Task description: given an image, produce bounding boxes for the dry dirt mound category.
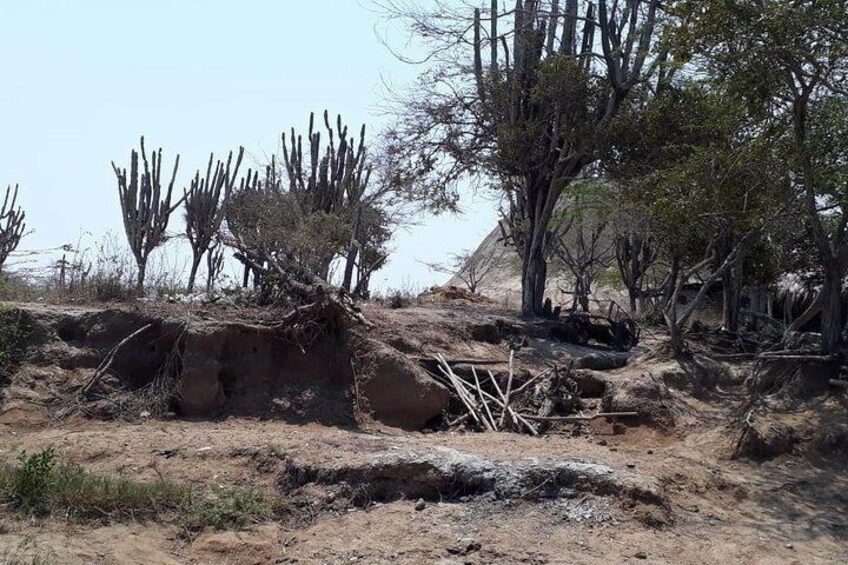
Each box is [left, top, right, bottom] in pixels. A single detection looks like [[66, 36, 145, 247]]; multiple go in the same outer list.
[[733, 357, 848, 463], [0, 303, 449, 430], [419, 285, 492, 304]]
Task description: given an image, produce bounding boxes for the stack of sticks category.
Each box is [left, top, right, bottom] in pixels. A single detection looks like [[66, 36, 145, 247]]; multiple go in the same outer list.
[[432, 352, 637, 436]]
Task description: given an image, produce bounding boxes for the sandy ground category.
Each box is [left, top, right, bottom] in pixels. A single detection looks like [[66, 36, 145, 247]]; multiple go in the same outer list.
[[0, 300, 845, 563], [0, 409, 846, 564]]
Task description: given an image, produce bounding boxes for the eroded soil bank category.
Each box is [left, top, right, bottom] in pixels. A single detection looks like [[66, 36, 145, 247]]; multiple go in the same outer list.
[[0, 300, 846, 563]]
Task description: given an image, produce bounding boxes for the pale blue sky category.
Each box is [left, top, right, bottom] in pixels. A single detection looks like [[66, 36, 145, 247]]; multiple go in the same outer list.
[[0, 0, 498, 290]]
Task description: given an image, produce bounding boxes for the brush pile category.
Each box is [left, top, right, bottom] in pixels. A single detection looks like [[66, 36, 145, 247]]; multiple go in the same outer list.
[[430, 353, 636, 436]]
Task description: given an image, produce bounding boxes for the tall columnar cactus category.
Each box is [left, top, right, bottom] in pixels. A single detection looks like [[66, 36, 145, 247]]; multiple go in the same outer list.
[[111, 137, 182, 292], [280, 112, 372, 282], [281, 111, 371, 217], [184, 147, 244, 292], [0, 184, 26, 273]]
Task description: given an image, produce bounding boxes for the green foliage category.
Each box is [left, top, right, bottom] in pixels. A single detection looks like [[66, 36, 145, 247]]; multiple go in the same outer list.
[[3, 448, 57, 515], [0, 447, 287, 530], [226, 189, 352, 278], [607, 82, 788, 269], [184, 485, 281, 532]]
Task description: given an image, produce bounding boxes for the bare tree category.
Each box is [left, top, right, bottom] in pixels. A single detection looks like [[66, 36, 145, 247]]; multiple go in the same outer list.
[[184, 148, 244, 292], [662, 234, 753, 353], [614, 232, 657, 314], [554, 201, 614, 313], [0, 185, 26, 273], [112, 137, 182, 291], [425, 247, 499, 295]]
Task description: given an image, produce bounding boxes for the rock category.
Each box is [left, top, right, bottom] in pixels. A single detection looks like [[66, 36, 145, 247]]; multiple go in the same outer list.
[[282, 445, 667, 512], [602, 372, 679, 428], [572, 369, 610, 398], [359, 340, 450, 430], [414, 498, 426, 511], [635, 551, 648, 559]]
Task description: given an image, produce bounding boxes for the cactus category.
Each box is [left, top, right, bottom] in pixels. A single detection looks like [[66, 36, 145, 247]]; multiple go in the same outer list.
[[0, 184, 26, 273], [112, 137, 182, 292], [281, 111, 371, 218], [205, 239, 226, 293], [184, 147, 244, 292]]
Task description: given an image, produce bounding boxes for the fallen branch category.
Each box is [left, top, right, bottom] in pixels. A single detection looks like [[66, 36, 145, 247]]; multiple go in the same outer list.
[[521, 412, 639, 422], [415, 356, 504, 366], [499, 350, 515, 428], [829, 379, 848, 389], [473, 366, 498, 431], [758, 353, 839, 362], [81, 323, 155, 397], [436, 354, 486, 429]]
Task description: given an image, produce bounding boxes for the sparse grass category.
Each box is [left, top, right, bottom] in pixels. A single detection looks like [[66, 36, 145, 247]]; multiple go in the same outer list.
[[0, 448, 291, 532], [266, 443, 285, 457], [0, 536, 57, 565]]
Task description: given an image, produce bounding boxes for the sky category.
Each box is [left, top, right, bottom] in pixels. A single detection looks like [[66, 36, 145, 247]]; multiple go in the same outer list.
[[0, 0, 499, 291]]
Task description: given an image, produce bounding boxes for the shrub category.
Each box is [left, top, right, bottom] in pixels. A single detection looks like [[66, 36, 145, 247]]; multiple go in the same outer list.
[[3, 448, 57, 515]]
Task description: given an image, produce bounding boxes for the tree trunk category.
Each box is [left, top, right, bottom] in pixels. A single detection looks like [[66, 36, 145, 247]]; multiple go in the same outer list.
[[669, 322, 686, 354], [187, 254, 202, 294], [628, 288, 638, 314], [242, 264, 251, 288], [721, 240, 747, 332], [521, 244, 547, 317], [136, 258, 147, 292], [820, 264, 844, 354], [341, 246, 358, 292], [722, 270, 741, 332]]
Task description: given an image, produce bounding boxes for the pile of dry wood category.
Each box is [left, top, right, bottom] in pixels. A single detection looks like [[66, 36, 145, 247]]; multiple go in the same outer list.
[[431, 353, 636, 436]]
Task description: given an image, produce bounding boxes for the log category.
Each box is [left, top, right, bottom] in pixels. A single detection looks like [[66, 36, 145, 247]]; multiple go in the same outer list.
[[829, 379, 848, 389]]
